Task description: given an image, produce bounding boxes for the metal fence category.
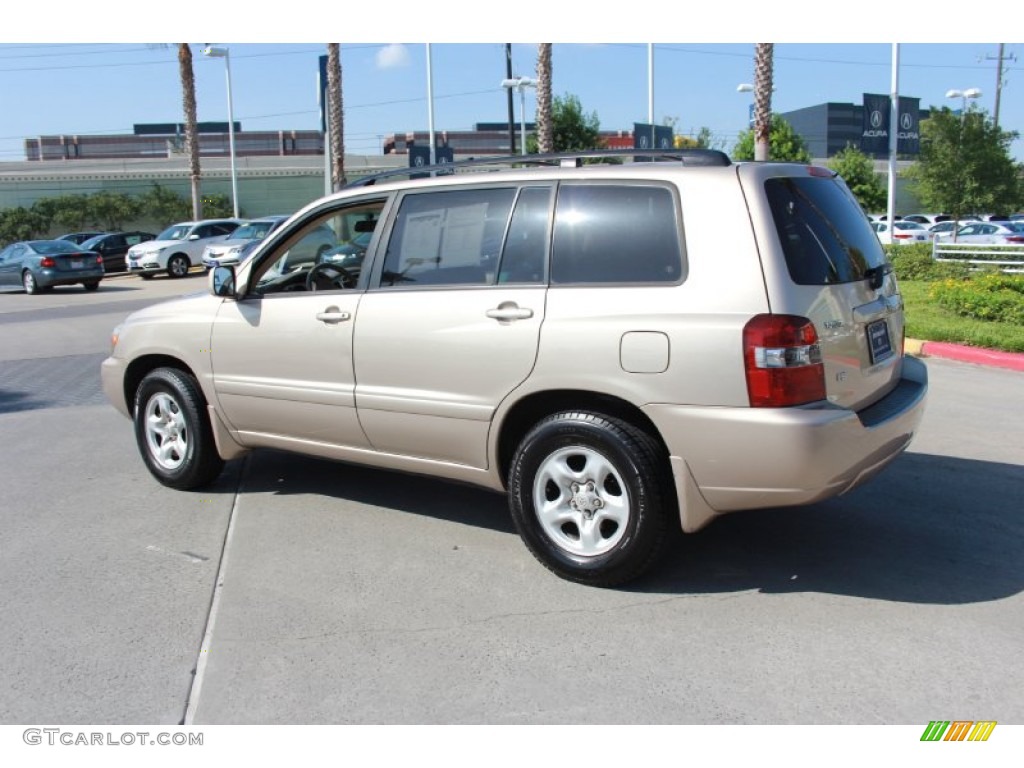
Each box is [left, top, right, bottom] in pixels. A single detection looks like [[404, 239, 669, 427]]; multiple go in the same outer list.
[[932, 241, 1024, 274]]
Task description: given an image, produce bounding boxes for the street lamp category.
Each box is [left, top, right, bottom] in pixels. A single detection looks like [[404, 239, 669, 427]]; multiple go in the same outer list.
[[501, 76, 537, 156], [944, 88, 981, 237], [945, 87, 982, 114], [202, 46, 239, 218]]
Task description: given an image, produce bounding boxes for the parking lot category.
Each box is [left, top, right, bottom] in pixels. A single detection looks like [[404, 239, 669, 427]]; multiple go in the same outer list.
[[1, 272, 1022, 725]]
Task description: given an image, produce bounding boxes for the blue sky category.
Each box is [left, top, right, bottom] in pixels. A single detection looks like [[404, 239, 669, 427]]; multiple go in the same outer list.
[[1, 5, 1020, 163]]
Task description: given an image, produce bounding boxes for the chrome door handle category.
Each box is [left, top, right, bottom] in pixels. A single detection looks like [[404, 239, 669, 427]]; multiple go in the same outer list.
[[316, 307, 351, 324], [486, 303, 534, 322]]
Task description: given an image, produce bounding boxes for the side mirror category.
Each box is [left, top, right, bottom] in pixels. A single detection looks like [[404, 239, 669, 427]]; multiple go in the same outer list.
[[188, 233, 200, 241], [210, 265, 237, 298]]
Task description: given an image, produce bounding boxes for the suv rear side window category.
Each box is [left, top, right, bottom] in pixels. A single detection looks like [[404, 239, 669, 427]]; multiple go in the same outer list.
[[550, 184, 683, 284], [381, 188, 516, 287], [765, 176, 887, 285]]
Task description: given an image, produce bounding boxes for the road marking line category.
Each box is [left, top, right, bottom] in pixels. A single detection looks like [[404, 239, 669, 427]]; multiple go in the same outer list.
[[183, 459, 247, 725]]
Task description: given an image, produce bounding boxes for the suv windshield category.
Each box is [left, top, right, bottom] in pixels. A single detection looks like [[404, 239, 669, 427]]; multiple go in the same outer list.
[[156, 225, 192, 241], [230, 221, 280, 241], [765, 176, 887, 285]]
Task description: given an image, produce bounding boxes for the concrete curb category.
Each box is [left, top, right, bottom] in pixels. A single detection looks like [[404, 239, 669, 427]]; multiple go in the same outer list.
[[907, 338, 1024, 373]]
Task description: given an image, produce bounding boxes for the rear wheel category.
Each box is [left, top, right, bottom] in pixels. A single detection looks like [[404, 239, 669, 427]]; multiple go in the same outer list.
[[139, 273, 154, 281], [133, 367, 224, 489], [508, 411, 672, 587], [23, 270, 41, 294], [83, 281, 100, 291], [167, 254, 190, 278]]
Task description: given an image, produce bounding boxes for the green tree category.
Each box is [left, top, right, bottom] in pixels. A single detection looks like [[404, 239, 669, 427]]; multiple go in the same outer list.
[[0, 206, 49, 247], [528, 93, 601, 153], [828, 144, 887, 212], [906, 106, 1022, 220], [733, 115, 812, 163], [139, 184, 192, 226], [88, 191, 143, 231]]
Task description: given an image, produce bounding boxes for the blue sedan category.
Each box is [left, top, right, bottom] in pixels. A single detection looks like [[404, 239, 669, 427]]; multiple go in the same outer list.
[[0, 240, 105, 294]]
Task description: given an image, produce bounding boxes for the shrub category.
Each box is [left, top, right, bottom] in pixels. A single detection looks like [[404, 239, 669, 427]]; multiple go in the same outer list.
[[929, 273, 1024, 325], [887, 243, 971, 282]]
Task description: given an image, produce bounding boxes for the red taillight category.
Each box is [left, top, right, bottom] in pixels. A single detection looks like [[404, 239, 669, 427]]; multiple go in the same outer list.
[[96, 255, 104, 266], [743, 315, 826, 407], [1005, 235, 1024, 243], [40, 256, 56, 268], [893, 233, 912, 239]]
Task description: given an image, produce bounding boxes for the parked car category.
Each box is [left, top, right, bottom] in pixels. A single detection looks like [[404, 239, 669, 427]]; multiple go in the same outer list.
[[125, 219, 242, 279], [872, 220, 932, 245], [79, 231, 156, 272], [927, 221, 970, 238], [201, 215, 289, 270], [0, 239, 104, 294], [942, 221, 1024, 244], [56, 231, 106, 245], [101, 151, 928, 587], [314, 228, 375, 276]]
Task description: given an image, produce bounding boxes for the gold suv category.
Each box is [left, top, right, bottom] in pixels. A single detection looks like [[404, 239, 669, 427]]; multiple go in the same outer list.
[[102, 151, 928, 586]]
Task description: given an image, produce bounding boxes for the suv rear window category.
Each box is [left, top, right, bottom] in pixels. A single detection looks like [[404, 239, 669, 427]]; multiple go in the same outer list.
[[765, 177, 887, 285]]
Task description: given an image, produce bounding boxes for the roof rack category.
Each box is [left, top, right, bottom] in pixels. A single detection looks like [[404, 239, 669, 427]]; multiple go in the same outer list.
[[344, 148, 731, 189]]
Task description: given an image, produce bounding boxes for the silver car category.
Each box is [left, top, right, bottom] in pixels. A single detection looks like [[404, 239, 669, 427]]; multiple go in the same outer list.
[[102, 151, 927, 586]]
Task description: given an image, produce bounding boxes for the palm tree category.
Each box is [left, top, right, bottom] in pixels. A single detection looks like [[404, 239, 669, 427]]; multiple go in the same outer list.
[[535, 44, 554, 154], [178, 44, 202, 219], [327, 44, 345, 191], [753, 43, 774, 162]]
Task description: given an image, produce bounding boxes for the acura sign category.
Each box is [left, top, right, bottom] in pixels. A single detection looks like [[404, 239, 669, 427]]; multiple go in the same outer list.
[[861, 94, 921, 156]]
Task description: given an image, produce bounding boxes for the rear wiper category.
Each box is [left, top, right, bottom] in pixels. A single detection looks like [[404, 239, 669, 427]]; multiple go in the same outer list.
[[864, 263, 891, 290]]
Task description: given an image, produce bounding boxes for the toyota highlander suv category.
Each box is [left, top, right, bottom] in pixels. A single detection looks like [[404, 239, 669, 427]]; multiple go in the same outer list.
[[126, 218, 241, 279], [102, 151, 928, 586]]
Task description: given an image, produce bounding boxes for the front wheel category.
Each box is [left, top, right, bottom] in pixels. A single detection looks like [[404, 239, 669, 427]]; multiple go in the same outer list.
[[508, 411, 672, 587], [133, 367, 224, 489], [167, 254, 190, 278]]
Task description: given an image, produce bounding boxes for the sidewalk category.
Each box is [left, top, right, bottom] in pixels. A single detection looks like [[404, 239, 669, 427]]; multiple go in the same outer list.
[[906, 338, 1024, 372]]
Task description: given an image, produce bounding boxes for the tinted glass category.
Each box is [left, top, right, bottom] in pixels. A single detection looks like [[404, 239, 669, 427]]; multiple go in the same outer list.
[[28, 240, 85, 255], [765, 177, 887, 285], [497, 186, 551, 284], [550, 184, 683, 284], [381, 188, 516, 288]]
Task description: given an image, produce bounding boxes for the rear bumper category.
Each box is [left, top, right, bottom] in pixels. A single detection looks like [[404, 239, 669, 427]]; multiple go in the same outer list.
[[645, 356, 928, 531], [36, 267, 104, 287]]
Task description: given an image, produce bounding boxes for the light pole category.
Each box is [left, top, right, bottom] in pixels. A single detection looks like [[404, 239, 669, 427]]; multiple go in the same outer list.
[[944, 88, 981, 236], [501, 76, 537, 156], [945, 87, 982, 116], [737, 83, 755, 130], [202, 46, 239, 218]]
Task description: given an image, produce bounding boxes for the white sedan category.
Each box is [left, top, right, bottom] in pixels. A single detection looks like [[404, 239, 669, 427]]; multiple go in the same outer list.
[[872, 220, 932, 245], [941, 221, 1024, 244]]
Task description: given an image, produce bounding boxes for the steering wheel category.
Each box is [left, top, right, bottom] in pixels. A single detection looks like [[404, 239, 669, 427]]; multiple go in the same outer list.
[[306, 262, 356, 291]]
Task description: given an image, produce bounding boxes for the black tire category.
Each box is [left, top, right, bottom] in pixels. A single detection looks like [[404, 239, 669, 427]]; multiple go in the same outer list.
[[23, 270, 41, 295], [139, 273, 154, 280], [167, 254, 190, 278], [133, 367, 225, 490], [508, 411, 672, 587], [83, 281, 100, 291]]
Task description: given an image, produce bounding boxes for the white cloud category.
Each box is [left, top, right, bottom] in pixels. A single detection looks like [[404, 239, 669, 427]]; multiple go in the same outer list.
[[376, 44, 410, 69]]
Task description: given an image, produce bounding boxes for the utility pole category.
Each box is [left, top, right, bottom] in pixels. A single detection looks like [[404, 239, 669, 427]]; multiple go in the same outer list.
[[984, 44, 1016, 129], [505, 44, 516, 155]]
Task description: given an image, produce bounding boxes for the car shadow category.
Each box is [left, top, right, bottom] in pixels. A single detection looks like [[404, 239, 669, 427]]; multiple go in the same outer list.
[[236, 448, 1023, 605]]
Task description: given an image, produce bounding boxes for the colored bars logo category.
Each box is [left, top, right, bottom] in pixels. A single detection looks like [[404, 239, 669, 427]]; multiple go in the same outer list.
[[921, 721, 997, 741]]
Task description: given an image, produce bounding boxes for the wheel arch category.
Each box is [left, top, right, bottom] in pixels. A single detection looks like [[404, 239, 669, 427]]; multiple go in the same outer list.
[[495, 389, 672, 489], [123, 354, 203, 415]]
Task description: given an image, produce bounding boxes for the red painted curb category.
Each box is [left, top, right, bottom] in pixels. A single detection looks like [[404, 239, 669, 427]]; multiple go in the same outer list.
[[921, 341, 1024, 372]]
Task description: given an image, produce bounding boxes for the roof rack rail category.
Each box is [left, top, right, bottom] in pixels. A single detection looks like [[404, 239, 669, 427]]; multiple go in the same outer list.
[[344, 148, 731, 189]]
